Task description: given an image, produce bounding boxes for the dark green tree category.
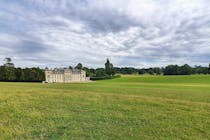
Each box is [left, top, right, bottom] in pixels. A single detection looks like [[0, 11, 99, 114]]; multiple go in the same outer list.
[[180, 64, 192, 75], [95, 68, 106, 77], [5, 67, 16, 81], [209, 63, 210, 74], [163, 65, 179, 75], [105, 59, 115, 76], [75, 63, 83, 69], [15, 68, 25, 81], [0, 66, 6, 81], [153, 67, 162, 75], [194, 65, 208, 74], [138, 69, 146, 75], [148, 69, 154, 75]]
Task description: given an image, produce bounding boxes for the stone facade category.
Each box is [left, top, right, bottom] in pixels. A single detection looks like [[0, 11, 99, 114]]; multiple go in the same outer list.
[[45, 68, 89, 83]]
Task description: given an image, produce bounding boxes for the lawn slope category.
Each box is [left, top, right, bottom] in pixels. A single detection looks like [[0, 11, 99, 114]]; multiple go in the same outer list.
[[0, 75, 210, 139]]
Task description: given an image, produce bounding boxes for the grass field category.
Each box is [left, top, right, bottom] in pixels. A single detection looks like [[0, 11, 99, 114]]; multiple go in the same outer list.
[[0, 75, 210, 139]]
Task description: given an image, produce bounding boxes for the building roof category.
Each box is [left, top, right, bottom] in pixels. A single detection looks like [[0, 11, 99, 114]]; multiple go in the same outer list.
[[46, 68, 84, 74]]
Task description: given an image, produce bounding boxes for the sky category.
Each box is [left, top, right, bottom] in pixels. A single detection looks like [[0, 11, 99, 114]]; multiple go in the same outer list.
[[0, 0, 210, 68]]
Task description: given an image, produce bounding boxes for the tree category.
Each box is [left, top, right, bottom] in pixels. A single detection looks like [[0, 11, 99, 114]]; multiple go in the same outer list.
[[153, 67, 162, 75], [0, 66, 6, 81], [75, 63, 83, 69], [83, 67, 95, 77], [209, 63, 210, 74], [4, 57, 14, 67], [148, 69, 154, 75], [163, 65, 179, 75], [2, 58, 15, 81], [179, 64, 192, 75], [105, 59, 115, 76], [5, 66, 16, 81], [15, 68, 24, 81], [95, 68, 106, 77], [194, 65, 208, 74], [138, 69, 146, 75]]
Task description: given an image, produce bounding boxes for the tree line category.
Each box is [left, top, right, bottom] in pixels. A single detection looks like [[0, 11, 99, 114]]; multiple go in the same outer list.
[[114, 64, 210, 75], [0, 58, 44, 82], [0, 58, 209, 82], [83, 63, 210, 76]]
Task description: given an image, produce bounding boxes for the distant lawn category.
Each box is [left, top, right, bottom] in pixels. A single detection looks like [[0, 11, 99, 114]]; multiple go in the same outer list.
[[0, 75, 210, 139]]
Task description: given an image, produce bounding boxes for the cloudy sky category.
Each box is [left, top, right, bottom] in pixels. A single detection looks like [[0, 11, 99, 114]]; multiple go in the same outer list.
[[0, 0, 210, 68]]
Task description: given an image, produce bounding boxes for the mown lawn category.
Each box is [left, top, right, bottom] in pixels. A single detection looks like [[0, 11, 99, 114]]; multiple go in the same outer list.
[[0, 75, 210, 139]]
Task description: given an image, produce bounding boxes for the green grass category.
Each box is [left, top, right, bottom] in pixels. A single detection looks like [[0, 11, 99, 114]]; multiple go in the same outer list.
[[0, 75, 210, 139]]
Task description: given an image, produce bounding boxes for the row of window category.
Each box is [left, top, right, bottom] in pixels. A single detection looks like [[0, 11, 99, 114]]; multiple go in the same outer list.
[[46, 74, 86, 82]]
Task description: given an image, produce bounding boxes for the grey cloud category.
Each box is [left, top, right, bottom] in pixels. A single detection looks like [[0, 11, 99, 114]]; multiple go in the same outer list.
[[15, 40, 48, 55], [1, 0, 210, 68], [21, 0, 141, 33]]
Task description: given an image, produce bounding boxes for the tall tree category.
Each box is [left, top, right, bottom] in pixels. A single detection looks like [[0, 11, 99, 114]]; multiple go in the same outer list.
[[209, 63, 210, 74], [105, 59, 115, 76], [4, 57, 14, 67], [2, 58, 15, 81]]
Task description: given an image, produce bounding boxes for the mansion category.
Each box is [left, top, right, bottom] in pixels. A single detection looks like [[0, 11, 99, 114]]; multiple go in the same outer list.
[[45, 68, 89, 83]]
